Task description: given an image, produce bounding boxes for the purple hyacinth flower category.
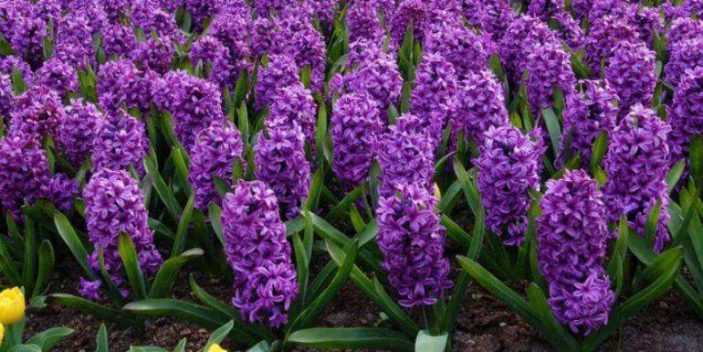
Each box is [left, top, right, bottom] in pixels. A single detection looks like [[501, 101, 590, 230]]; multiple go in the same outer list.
[[537, 169, 615, 335], [0, 74, 12, 119], [376, 182, 453, 307], [35, 57, 79, 98], [669, 67, 703, 163], [0, 133, 51, 220], [53, 15, 96, 69], [91, 110, 149, 175], [0, 56, 33, 86], [451, 70, 509, 146], [188, 120, 245, 211], [584, 15, 640, 75], [9, 85, 65, 140], [475, 125, 543, 246], [603, 105, 671, 252], [525, 41, 577, 113], [221, 180, 298, 328], [424, 22, 489, 79], [102, 23, 137, 58], [347, 1, 385, 43], [255, 54, 300, 111], [190, 36, 235, 88], [410, 53, 458, 145], [57, 99, 105, 166], [331, 91, 383, 187], [605, 40, 656, 114], [665, 37, 703, 87], [81, 168, 163, 300], [498, 15, 558, 85], [254, 126, 311, 220], [266, 82, 317, 147], [131, 37, 175, 75]]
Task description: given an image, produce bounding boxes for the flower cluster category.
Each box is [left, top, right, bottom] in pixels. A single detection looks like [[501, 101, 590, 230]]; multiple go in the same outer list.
[[451, 70, 509, 145], [669, 67, 703, 162], [605, 41, 657, 114], [603, 105, 672, 252], [475, 125, 543, 246], [80, 169, 163, 300], [221, 180, 298, 328], [410, 53, 458, 144], [537, 169, 615, 335], [91, 111, 149, 175], [56, 99, 105, 166], [376, 182, 453, 307], [9, 85, 65, 140], [265, 83, 317, 147], [0, 133, 51, 219]]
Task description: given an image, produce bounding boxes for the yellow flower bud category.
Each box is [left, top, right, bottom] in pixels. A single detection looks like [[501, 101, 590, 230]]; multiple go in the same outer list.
[[207, 344, 228, 352], [0, 287, 25, 325], [0, 323, 4, 346], [433, 183, 442, 200]]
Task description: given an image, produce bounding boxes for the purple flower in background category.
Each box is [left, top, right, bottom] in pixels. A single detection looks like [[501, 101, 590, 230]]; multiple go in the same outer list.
[[603, 105, 671, 252], [65, 0, 108, 33], [221, 180, 298, 328], [266, 83, 317, 147], [42, 173, 79, 212], [81, 168, 163, 301], [57, 99, 104, 166], [665, 37, 703, 87], [561, 80, 619, 163], [92, 111, 149, 174], [668, 17, 703, 50], [102, 23, 137, 58], [476, 125, 543, 246], [5, 5, 47, 67], [9, 85, 65, 140], [255, 54, 300, 111], [376, 114, 435, 198], [54, 15, 96, 69], [131, 0, 181, 39], [97, 59, 146, 113], [0, 56, 33, 86], [209, 9, 252, 76], [527, 0, 564, 21], [252, 18, 275, 58], [584, 16, 639, 75], [34, 57, 79, 98], [451, 70, 509, 145], [472, 0, 515, 42], [253, 0, 295, 17], [154, 71, 225, 150], [332, 48, 403, 112], [525, 41, 577, 113], [605, 41, 656, 114], [670, 67, 703, 162], [185, 0, 222, 31], [254, 126, 311, 220], [347, 1, 385, 42], [190, 36, 235, 88], [537, 169, 614, 335], [390, 0, 431, 46], [376, 182, 452, 307], [331, 91, 383, 187], [632, 7, 663, 47], [0, 133, 51, 220], [189, 120, 245, 211], [411, 53, 458, 144], [99, 0, 129, 22], [131, 37, 175, 75], [553, 10, 585, 50], [0, 75, 12, 118], [424, 22, 489, 79], [499, 15, 558, 85], [310, 0, 338, 24]]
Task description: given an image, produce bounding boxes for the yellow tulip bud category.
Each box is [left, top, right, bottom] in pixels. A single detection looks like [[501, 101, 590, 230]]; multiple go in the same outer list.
[[0, 288, 25, 325], [433, 183, 442, 199], [207, 344, 228, 352], [0, 323, 4, 346]]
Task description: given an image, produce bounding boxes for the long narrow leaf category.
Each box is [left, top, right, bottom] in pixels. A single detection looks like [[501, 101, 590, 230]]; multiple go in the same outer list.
[[287, 328, 413, 352]]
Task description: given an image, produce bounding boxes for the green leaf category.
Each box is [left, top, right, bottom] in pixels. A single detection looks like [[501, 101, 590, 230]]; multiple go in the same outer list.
[[208, 203, 225, 247], [203, 321, 234, 351], [414, 331, 448, 352], [95, 324, 108, 352], [232, 73, 249, 109], [173, 339, 187, 352], [124, 299, 227, 330], [690, 135, 703, 185], [22, 214, 37, 295], [315, 104, 328, 164], [246, 341, 271, 352], [118, 233, 148, 300], [525, 285, 578, 351], [237, 103, 250, 141], [8, 345, 42, 352], [607, 217, 629, 296], [290, 240, 358, 331], [667, 159, 686, 194], [589, 131, 608, 174], [11, 67, 28, 95], [32, 241, 55, 298], [287, 328, 413, 352], [644, 201, 662, 249], [50, 294, 136, 326], [26, 327, 73, 351], [171, 195, 194, 256], [542, 108, 562, 156], [307, 167, 324, 211], [0, 237, 21, 285], [149, 248, 203, 298], [324, 186, 363, 222], [144, 156, 183, 220], [53, 211, 96, 280], [292, 233, 310, 309]]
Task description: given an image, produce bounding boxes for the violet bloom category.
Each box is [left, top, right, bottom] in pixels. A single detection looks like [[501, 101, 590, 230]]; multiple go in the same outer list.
[[310, 0, 337, 25], [57, 99, 105, 166], [665, 37, 703, 87], [472, 0, 515, 42], [102, 23, 137, 58], [0, 133, 51, 220], [669, 67, 703, 162], [498, 15, 558, 85], [221, 180, 298, 328], [331, 91, 383, 187], [189, 120, 245, 211], [254, 126, 311, 220], [131, 37, 175, 75], [561, 80, 619, 163], [537, 169, 615, 335], [584, 15, 639, 75], [53, 15, 96, 69], [80, 169, 163, 301], [410, 53, 458, 144], [451, 70, 509, 146], [254, 0, 295, 17], [389, 0, 431, 46], [3, 4, 46, 67], [603, 105, 671, 252], [0, 56, 33, 86], [209, 9, 252, 77], [42, 173, 79, 212], [9, 85, 65, 140], [185, 0, 221, 31], [190, 36, 234, 88], [527, 0, 564, 21], [605, 41, 656, 114], [92, 111, 149, 174], [0, 74, 12, 118], [376, 182, 452, 307], [476, 125, 543, 246], [131, 0, 182, 39], [525, 41, 577, 113], [553, 10, 585, 50], [266, 83, 317, 147], [376, 114, 435, 198], [347, 1, 385, 43], [667, 17, 703, 49], [96, 59, 142, 112], [153, 71, 225, 150], [254, 54, 300, 111], [424, 22, 489, 79], [34, 57, 79, 98]]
